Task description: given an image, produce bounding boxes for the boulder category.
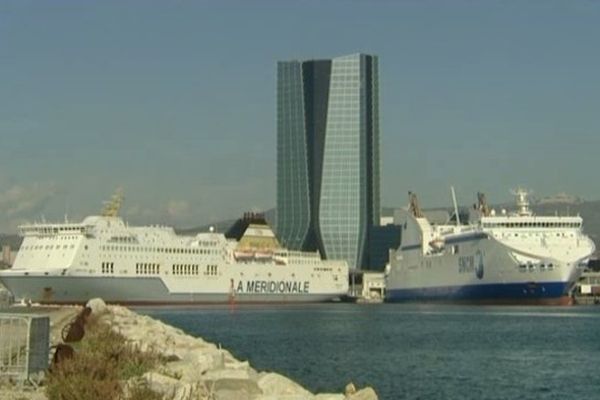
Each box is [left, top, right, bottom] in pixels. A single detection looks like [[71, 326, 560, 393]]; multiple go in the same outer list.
[[141, 372, 180, 397], [315, 395, 345, 400], [257, 372, 313, 398], [344, 382, 357, 396], [201, 369, 262, 400], [346, 387, 378, 400], [163, 357, 216, 382], [255, 396, 314, 400], [85, 298, 107, 315]]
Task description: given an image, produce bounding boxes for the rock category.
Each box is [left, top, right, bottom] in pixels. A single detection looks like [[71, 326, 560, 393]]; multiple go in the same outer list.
[[315, 394, 345, 400], [345, 382, 357, 396], [162, 358, 215, 382], [85, 298, 107, 315], [103, 305, 375, 400], [203, 367, 254, 382], [142, 372, 180, 397], [346, 387, 378, 400], [255, 396, 313, 400], [257, 372, 313, 398], [201, 369, 262, 400]]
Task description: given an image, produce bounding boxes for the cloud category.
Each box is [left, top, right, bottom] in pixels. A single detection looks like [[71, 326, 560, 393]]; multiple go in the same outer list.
[[123, 200, 197, 228], [166, 200, 190, 218], [0, 181, 58, 232]]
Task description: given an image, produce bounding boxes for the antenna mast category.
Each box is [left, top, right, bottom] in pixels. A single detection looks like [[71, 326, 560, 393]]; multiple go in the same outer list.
[[101, 187, 124, 217], [408, 191, 424, 218], [451, 186, 460, 226]]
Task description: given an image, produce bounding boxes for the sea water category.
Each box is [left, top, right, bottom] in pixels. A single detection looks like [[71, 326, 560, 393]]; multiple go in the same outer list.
[[139, 304, 600, 400]]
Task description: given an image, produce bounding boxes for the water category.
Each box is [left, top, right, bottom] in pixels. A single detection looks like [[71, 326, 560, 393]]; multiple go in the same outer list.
[[138, 304, 600, 400]]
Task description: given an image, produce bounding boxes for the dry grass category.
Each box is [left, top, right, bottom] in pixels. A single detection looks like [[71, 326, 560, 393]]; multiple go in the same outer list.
[[45, 316, 161, 400]]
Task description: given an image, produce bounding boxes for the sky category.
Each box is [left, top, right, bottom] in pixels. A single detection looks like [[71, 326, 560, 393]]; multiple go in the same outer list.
[[1, 0, 599, 232]]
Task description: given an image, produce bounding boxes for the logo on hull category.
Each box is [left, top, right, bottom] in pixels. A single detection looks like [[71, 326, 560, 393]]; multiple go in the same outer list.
[[475, 250, 484, 279]]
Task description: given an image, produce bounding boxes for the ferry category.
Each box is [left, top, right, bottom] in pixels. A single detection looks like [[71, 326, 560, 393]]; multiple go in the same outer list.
[[0, 191, 348, 305], [386, 189, 596, 305]]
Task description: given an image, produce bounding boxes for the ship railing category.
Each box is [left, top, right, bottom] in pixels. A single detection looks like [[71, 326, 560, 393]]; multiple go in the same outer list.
[[0, 314, 49, 385]]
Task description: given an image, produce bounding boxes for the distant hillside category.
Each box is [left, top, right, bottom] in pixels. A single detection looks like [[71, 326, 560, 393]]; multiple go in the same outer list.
[[176, 209, 277, 236], [1, 203, 598, 257], [0, 234, 22, 251]]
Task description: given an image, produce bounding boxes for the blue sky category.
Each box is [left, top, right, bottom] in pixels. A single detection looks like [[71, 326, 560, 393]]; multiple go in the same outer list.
[[1, 1, 599, 232]]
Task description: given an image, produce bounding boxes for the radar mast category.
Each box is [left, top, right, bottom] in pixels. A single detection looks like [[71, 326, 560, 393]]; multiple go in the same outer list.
[[511, 188, 533, 216], [101, 187, 124, 217]]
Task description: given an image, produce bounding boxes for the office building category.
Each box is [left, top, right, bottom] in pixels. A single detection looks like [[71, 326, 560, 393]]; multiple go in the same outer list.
[[276, 53, 380, 269]]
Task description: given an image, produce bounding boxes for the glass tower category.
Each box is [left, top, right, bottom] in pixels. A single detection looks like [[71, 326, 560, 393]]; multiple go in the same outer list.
[[276, 53, 380, 269]]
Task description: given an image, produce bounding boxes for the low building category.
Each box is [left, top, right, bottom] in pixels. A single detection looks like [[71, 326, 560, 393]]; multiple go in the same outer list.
[[2, 245, 11, 266], [348, 271, 386, 302], [574, 267, 600, 304]]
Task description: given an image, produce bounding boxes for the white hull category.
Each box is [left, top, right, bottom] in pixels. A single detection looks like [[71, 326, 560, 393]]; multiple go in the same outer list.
[[386, 190, 595, 304], [0, 213, 349, 304], [386, 234, 587, 304]]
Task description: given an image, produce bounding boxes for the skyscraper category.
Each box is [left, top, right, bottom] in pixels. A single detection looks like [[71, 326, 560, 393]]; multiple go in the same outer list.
[[277, 53, 380, 269]]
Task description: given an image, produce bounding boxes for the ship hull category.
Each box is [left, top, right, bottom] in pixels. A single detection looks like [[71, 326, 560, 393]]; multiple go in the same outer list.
[[0, 275, 343, 305], [387, 281, 573, 305], [386, 231, 587, 306]]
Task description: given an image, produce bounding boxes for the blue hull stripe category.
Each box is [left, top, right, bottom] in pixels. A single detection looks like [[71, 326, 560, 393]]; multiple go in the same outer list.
[[386, 281, 570, 302]]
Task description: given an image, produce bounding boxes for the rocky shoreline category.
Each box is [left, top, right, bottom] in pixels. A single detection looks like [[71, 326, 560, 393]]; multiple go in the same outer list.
[[2, 299, 378, 400]]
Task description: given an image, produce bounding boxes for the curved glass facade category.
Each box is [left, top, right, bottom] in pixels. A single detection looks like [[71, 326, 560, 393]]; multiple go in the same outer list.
[[277, 54, 380, 269]]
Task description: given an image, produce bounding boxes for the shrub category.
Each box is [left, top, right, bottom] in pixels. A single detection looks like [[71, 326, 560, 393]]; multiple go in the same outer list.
[[46, 316, 160, 400]]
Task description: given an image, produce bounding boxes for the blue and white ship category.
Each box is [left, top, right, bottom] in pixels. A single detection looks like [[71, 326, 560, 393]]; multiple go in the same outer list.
[[386, 189, 596, 305]]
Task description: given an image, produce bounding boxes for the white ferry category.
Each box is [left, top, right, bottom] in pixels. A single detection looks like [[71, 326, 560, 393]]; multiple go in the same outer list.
[[386, 189, 596, 305], [0, 192, 348, 305]]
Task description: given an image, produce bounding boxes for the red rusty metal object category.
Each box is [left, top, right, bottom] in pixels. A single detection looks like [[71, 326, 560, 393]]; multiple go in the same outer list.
[[50, 306, 99, 370], [51, 344, 75, 367], [61, 307, 92, 343]]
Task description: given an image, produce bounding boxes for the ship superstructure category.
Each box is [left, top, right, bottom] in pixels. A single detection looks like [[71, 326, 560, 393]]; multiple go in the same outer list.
[[0, 193, 348, 304], [386, 189, 596, 304]]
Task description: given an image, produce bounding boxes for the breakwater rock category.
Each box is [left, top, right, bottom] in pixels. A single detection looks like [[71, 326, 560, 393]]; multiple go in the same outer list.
[[95, 300, 378, 400]]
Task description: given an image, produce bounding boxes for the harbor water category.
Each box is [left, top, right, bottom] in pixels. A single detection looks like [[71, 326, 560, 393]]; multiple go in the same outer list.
[[139, 304, 600, 400]]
